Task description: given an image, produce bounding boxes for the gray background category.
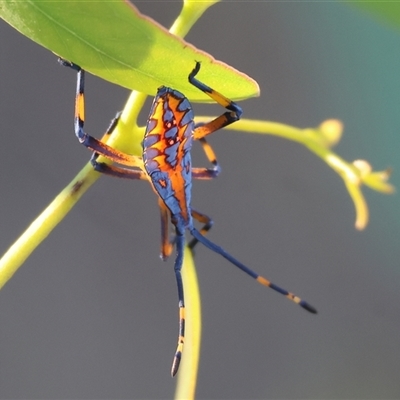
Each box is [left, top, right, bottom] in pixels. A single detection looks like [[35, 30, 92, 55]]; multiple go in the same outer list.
[[1, 1, 400, 399]]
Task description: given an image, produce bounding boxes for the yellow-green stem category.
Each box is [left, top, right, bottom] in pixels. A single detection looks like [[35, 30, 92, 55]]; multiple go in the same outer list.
[[174, 248, 202, 400], [0, 164, 97, 289], [194, 117, 393, 231]]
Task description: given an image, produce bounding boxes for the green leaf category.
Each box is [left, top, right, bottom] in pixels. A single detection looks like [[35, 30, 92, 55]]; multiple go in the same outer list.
[[0, 0, 259, 101], [350, 1, 400, 30]]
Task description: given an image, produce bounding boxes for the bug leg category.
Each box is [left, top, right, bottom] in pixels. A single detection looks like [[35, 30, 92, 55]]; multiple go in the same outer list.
[[189, 62, 243, 141], [189, 227, 317, 314], [88, 112, 147, 179], [159, 199, 175, 261], [170, 232, 186, 377], [90, 155, 147, 179], [59, 58, 91, 144], [191, 137, 221, 179], [101, 111, 122, 140], [59, 58, 143, 169], [188, 208, 213, 251]]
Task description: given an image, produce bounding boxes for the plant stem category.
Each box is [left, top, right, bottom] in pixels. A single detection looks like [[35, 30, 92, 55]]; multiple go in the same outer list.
[[174, 248, 202, 400], [0, 164, 97, 289]]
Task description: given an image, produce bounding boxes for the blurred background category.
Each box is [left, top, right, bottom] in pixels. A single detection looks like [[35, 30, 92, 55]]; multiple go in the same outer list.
[[1, 1, 400, 399]]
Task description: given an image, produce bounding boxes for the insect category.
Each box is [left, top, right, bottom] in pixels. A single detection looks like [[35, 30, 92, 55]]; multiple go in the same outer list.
[[60, 59, 317, 376]]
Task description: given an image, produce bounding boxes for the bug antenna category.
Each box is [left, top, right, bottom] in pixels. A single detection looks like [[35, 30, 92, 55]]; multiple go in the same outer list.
[[189, 228, 317, 314]]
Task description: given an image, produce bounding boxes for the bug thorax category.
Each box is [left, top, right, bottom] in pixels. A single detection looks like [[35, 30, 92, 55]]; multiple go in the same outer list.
[[171, 213, 192, 234]]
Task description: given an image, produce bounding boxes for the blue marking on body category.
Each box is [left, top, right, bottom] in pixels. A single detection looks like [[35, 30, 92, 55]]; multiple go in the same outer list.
[[156, 86, 169, 96], [151, 171, 173, 196], [181, 151, 193, 224], [165, 126, 178, 139], [145, 159, 159, 173], [143, 134, 159, 148], [181, 153, 191, 183], [177, 97, 191, 113], [145, 147, 159, 160], [180, 111, 194, 129], [146, 118, 157, 134], [165, 142, 179, 167], [182, 126, 194, 151], [170, 88, 184, 100], [151, 171, 182, 218], [163, 105, 174, 122]]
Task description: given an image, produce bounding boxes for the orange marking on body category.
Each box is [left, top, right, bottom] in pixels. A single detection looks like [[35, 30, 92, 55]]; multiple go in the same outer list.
[[166, 96, 186, 126], [168, 169, 190, 223]]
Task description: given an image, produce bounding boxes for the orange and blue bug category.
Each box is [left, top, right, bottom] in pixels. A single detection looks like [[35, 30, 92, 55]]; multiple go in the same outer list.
[[60, 59, 317, 376]]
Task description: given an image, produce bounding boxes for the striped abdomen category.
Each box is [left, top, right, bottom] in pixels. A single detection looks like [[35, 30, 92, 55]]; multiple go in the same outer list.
[[143, 87, 194, 228]]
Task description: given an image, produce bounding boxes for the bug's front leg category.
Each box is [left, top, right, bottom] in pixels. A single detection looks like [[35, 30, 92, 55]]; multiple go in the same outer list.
[[189, 62, 243, 141], [59, 58, 143, 169]]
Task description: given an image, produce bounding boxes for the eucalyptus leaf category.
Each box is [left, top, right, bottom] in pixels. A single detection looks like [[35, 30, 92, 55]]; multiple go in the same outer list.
[[0, 0, 259, 101]]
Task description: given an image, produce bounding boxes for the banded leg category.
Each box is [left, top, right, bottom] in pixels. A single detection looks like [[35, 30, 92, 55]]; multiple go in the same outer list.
[[188, 62, 243, 141], [99, 111, 121, 141], [87, 111, 146, 179], [191, 138, 221, 179], [188, 208, 214, 251], [59, 59, 142, 169], [160, 206, 214, 255], [90, 155, 147, 180], [170, 232, 186, 377], [159, 199, 175, 261], [189, 227, 317, 314]]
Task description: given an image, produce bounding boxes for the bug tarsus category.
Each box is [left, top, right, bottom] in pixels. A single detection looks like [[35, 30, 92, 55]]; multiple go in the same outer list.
[[58, 58, 81, 72], [300, 301, 317, 314], [171, 351, 182, 377]]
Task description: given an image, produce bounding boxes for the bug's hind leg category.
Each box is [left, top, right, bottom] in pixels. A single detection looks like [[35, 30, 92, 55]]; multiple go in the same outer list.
[[189, 227, 317, 314], [188, 62, 242, 141], [159, 199, 175, 261], [188, 208, 213, 251]]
